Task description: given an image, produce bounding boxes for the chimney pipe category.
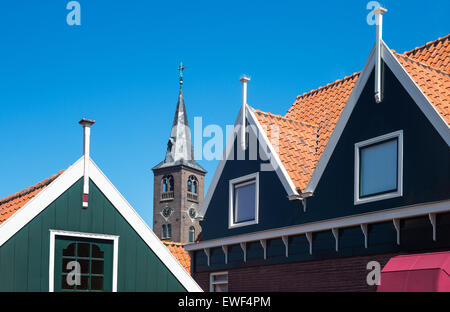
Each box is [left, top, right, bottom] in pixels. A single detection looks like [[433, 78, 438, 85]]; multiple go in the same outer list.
[[240, 76, 250, 151], [79, 118, 95, 209], [373, 7, 387, 103]]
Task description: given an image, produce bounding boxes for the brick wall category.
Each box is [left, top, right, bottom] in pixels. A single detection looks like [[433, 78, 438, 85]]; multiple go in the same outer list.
[[194, 252, 403, 292]]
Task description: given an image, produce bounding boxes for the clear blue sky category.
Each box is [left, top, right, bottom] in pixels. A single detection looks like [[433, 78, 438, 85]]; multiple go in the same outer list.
[[1, 0, 448, 227]]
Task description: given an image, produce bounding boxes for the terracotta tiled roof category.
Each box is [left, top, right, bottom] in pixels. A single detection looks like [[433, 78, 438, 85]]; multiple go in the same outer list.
[[403, 34, 450, 74], [396, 52, 450, 125], [254, 110, 319, 191], [0, 170, 64, 225], [163, 241, 191, 273], [254, 35, 450, 192]]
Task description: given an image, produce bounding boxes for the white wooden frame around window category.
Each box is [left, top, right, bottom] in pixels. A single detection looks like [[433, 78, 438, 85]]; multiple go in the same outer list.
[[354, 130, 404, 205], [49, 229, 119, 292], [209, 271, 228, 292], [229, 172, 259, 229]]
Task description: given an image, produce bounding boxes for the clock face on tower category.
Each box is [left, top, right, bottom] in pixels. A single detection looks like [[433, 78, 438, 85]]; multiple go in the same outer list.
[[188, 207, 197, 219], [162, 206, 173, 219]]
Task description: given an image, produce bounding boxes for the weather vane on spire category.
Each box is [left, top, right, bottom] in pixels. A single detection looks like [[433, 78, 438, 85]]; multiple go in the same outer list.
[[177, 62, 186, 88]]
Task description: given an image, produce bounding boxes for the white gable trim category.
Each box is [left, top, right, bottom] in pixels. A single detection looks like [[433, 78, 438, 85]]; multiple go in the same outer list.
[[197, 105, 299, 218], [88, 159, 202, 292], [305, 41, 450, 193], [382, 42, 450, 146], [0, 158, 84, 247], [0, 157, 202, 292], [305, 44, 376, 193]]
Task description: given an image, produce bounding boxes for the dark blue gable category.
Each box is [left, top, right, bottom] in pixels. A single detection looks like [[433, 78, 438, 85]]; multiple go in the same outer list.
[[303, 64, 450, 223], [200, 138, 301, 241], [201, 63, 449, 241]]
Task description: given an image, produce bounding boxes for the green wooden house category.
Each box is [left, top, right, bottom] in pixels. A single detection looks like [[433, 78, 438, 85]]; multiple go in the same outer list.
[[0, 119, 202, 292]]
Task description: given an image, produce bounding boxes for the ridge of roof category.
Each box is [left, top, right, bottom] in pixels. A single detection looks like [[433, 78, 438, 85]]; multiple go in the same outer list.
[[395, 52, 450, 78], [0, 170, 64, 206], [294, 72, 361, 102], [254, 109, 319, 129]]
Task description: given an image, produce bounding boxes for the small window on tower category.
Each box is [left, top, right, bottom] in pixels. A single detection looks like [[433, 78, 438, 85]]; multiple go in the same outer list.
[[162, 225, 167, 239], [161, 175, 174, 201], [167, 224, 172, 238], [189, 226, 195, 243], [187, 175, 199, 202]]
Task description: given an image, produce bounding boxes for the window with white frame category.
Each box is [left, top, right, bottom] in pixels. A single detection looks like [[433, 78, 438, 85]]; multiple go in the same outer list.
[[354, 130, 403, 204], [229, 173, 259, 228], [210, 272, 228, 292]]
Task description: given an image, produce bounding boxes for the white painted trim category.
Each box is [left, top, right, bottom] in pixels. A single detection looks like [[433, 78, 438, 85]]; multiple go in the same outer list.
[[0, 157, 84, 247], [185, 200, 450, 251], [240, 242, 247, 263], [382, 41, 450, 147], [360, 224, 368, 248], [282, 236, 289, 257], [354, 130, 404, 205], [0, 156, 202, 292], [228, 172, 259, 229], [209, 271, 228, 292], [222, 245, 228, 264], [204, 248, 210, 266], [305, 45, 376, 194], [246, 107, 299, 197], [429, 213, 436, 242], [260, 239, 267, 260], [198, 107, 243, 218], [306, 41, 450, 194], [305, 232, 313, 255], [48, 229, 119, 292], [393, 218, 401, 245], [88, 159, 203, 292], [198, 103, 299, 218], [332, 228, 339, 252]]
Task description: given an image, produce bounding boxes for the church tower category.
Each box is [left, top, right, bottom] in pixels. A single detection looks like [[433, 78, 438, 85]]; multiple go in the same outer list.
[[152, 63, 206, 244]]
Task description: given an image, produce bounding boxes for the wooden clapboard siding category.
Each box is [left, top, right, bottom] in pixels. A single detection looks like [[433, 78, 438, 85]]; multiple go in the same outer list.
[[0, 178, 186, 292]]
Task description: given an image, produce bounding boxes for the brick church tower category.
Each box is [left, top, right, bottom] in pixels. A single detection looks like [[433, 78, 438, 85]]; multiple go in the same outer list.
[[152, 63, 206, 244]]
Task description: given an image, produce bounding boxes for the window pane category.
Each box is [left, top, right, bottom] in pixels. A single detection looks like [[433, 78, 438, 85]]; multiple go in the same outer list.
[[92, 244, 104, 259], [91, 260, 104, 275], [91, 276, 104, 291], [213, 274, 228, 283], [234, 182, 256, 223], [77, 243, 90, 258], [360, 139, 398, 197], [63, 243, 76, 257], [214, 284, 228, 292]]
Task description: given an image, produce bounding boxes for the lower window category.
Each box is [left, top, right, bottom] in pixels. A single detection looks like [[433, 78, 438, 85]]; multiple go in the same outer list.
[[210, 272, 228, 292], [50, 230, 118, 292]]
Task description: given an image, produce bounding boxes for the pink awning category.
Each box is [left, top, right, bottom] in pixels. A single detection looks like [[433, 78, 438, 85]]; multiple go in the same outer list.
[[377, 251, 450, 292]]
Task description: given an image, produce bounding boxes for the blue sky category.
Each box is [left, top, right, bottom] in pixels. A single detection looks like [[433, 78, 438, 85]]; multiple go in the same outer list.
[[0, 0, 448, 226]]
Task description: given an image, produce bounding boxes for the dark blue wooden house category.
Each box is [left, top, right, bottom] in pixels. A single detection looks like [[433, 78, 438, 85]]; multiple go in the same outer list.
[[186, 11, 450, 291]]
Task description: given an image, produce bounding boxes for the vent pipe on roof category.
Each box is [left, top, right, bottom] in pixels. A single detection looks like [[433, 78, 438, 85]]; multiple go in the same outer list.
[[79, 118, 95, 209], [240, 76, 250, 151], [374, 7, 387, 103]]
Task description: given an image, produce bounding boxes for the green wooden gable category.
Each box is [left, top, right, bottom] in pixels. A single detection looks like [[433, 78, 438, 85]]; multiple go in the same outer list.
[[0, 158, 201, 292]]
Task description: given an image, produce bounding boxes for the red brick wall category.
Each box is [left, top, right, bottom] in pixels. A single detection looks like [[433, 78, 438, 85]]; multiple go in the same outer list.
[[194, 252, 402, 292]]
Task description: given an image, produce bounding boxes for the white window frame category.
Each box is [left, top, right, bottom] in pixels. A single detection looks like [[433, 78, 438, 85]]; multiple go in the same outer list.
[[354, 130, 403, 205], [229, 172, 259, 229], [209, 271, 228, 292], [48, 229, 119, 292]]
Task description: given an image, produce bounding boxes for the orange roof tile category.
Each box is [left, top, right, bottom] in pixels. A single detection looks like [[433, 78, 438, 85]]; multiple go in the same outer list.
[[254, 110, 319, 191], [254, 35, 450, 192], [0, 170, 64, 225], [396, 52, 450, 125], [163, 241, 191, 273], [403, 34, 450, 74]]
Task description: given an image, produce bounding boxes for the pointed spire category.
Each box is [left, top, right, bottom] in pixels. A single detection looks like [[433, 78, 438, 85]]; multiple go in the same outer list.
[[153, 63, 206, 173]]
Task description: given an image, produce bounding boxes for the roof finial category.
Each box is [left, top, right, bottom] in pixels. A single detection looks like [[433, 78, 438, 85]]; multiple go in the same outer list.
[[177, 62, 186, 89]]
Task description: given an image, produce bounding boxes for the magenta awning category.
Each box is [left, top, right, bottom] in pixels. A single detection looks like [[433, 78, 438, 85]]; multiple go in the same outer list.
[[377, 251, 450, 292]]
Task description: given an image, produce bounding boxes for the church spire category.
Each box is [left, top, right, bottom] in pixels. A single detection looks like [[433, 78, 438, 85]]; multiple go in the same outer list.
[[152, 63, 206, 173]]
